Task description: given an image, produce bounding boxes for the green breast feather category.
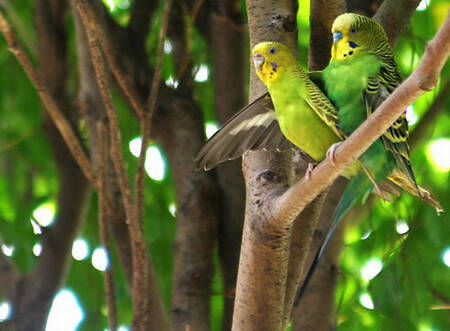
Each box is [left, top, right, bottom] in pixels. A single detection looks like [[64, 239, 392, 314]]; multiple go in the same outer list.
[[323, 54, 395, 180], [323, 54, 381, 135]]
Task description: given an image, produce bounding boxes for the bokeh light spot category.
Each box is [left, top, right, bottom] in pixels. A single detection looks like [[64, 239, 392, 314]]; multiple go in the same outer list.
[[427, 139, 450, 172], [396, 219, 410, 234], [129, 137, 142, 157], [205, 122, 219, 139], [359, 293, 375, 310], [0, 302, 11, 321], [442, 247, 450, 268], [361, 259, 383, 281], [165, 76, 179, 88], [194, 65, 209, 82], [164, 40, 173, 54], [72, 239, 89, 261], [32, 202, 56, 227], [91, 247, 109, 272], [46, 289, 83, 331], [417, 0, 429, 11], [145, 146, 166, 181], [168, 203, 176, 217], [1, 244, 14, 257], [33, 243, 42, 257], [405, 105, 418, 125]]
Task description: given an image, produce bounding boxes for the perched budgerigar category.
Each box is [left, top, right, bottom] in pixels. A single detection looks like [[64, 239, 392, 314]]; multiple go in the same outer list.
[[296, 13, 443, 303]]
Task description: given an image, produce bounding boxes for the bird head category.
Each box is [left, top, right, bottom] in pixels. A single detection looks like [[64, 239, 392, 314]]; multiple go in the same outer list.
[[331, 13, 389, 62], [252, 42, 298, 86]]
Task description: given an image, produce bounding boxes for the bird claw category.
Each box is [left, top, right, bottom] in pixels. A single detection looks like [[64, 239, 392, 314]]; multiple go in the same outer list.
[[326, 142, 342, 166], [305, 162, 316, 179]]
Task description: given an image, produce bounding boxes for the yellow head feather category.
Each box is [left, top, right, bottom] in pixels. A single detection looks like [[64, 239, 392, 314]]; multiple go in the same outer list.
[[251, 42, 299, 86], [331, 13, 391, 62]]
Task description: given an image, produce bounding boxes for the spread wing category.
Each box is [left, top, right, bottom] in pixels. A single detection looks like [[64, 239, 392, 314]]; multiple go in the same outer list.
[[194, 93, 288, 170]]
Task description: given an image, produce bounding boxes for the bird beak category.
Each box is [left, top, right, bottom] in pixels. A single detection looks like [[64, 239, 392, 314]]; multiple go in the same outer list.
[[253, 52, 265, 72]]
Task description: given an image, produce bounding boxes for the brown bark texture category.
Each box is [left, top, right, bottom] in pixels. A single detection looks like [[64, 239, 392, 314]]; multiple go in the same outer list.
[[232, 1, 300, 330]]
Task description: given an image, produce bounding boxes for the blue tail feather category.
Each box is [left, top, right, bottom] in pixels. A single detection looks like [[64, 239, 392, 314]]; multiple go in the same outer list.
[[295, 173, 372, 305]]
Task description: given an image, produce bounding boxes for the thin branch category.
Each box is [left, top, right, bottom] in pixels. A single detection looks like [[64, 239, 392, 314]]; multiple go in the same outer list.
[[273, 12, 450, 230], [98, 122, 118, 331], [135, 0, 172, 229], [0, 10, 96, 187], [74, 1, 150, 328], [74, 0, 134, 231], [81, 1, 146, 120]]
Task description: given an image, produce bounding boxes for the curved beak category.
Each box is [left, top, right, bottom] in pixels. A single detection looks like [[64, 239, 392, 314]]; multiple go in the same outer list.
[[253, 52, 265, 71]]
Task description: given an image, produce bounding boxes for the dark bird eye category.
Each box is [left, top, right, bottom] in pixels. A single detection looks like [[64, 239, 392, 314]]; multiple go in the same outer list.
[[351, 29, 357, 34], [269, 47, 277, 54]]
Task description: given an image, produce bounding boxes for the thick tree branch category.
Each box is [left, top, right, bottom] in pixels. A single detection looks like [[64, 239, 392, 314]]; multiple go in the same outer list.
[[273, 12, 450, 234], [308, 0, 346, 70], [152, 94, 219, 331], [232, 1, 299, 330], [0, 10, 96, 186], [373, 0, 420, 45], [129, 0, 159, 44]]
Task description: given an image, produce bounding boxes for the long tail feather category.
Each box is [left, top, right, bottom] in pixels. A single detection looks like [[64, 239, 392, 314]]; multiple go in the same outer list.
[[295, 173, 372, 305], [388, 169, 443, 214]]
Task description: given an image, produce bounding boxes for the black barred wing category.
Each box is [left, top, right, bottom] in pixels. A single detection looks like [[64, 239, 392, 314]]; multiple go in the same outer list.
[[306, 71, 346, 140], [364, 65, 418, 192], [194, 93, 288, 171]]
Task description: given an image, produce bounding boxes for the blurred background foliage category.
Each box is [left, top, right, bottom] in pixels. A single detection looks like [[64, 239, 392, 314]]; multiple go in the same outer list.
[[0, 0, 448, 330]]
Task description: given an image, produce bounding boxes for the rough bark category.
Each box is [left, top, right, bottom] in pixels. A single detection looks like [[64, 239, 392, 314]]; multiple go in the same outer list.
[[373, 0, 421, 45], [232, 1, 299, 330], [153, 93, 219, 331], [308, 0, 346, 71]]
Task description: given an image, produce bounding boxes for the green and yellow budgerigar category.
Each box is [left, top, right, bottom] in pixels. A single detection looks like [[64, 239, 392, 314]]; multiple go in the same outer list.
[[298, 13, 444, 301], [195, 38, 440, 210]]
